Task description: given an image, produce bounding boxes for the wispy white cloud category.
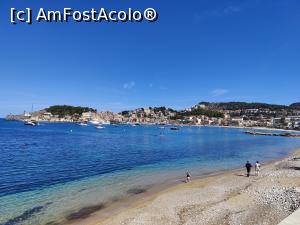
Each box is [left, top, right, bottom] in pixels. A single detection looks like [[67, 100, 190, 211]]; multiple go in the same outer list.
[[211, 89, 229, 97], [123, 81, 136, 89]]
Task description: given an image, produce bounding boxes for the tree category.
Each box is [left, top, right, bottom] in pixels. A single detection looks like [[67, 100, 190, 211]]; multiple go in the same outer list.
[[46, 105, 96, 118]]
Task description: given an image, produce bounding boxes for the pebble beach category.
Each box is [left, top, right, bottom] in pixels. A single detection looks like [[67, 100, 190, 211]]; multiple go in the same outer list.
[[70, 149, 300, 225]]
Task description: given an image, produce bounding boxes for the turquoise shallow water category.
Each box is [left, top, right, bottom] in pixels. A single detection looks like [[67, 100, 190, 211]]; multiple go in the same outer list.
[[1, 119, 300, 225]]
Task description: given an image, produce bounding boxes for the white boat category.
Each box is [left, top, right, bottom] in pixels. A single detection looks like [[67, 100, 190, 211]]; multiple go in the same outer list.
[[102, 121, 110, 125], [96, 125, 105, 129], [79, 122, 88, 126], [24, 120, 38, 126], [90, 120, 100, 125], [23, 105, 39, 126]]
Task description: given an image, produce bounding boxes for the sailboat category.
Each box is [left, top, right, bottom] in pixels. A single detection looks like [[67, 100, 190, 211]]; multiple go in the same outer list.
[[23, 104, 39, 126]]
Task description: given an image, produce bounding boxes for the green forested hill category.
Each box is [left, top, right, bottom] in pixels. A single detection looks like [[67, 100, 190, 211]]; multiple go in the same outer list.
[[46, 105, 96, 117], [198, 102, 290, 111], [290, 103, 300, 110]]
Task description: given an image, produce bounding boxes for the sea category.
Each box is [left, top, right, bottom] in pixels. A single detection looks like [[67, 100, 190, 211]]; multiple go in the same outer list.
[[1, 118, 300, 225]]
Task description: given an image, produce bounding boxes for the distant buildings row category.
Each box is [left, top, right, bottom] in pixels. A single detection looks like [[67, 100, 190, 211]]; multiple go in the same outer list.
[[5, 102, 300, 130], [184, 103, 300, 130], [182, 114, 300, 130]]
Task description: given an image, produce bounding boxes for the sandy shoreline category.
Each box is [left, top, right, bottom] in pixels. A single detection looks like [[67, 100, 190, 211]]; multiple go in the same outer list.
[[66, 149, 300, 225]]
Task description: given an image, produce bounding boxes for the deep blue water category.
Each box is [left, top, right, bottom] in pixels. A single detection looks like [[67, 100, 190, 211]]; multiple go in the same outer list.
[[1, 119, 300, 199], [2, 119, 300, 225]]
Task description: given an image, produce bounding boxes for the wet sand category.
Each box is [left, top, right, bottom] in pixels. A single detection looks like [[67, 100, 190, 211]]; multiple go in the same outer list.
[[66, 149, 300, 225]]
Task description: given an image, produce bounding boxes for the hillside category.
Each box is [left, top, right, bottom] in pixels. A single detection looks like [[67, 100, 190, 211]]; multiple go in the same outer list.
[[45, 105, 97, 117], [197, 102, 290, 111], [290, 103, 300, 110]]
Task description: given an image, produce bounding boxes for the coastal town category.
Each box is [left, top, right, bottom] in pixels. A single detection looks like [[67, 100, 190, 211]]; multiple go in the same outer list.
[[5, 102, 300, 131]]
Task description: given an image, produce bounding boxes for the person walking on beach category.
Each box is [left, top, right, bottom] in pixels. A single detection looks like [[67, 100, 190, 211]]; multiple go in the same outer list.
[[245, 161, 252, 177], [255, 161, 261, 176], [186, 171, 191, 183]]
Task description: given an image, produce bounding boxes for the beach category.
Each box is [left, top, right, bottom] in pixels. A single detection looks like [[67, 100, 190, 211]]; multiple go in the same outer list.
[[68, 149, 300, 225], [2, 1, 300, 224]]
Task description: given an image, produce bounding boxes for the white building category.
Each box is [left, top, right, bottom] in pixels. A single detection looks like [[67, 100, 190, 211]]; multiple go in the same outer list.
[[82, 111, 96, 120]]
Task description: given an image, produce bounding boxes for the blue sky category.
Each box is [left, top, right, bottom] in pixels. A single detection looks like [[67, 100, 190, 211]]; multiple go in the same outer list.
[[0, 0, 300, 116]]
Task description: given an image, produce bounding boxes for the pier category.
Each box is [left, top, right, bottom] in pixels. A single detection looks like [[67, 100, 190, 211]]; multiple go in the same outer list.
[[244, 131, 300, 138]]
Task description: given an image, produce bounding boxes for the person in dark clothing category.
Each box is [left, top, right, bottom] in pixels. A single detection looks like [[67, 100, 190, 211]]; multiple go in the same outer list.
[[245, 161, 252, 177]]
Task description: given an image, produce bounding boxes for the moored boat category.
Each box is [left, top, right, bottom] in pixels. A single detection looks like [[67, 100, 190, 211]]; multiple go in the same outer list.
[[24, 120, 39, 126], [79, 122, 88, 126], [89, 120, 100, 125]]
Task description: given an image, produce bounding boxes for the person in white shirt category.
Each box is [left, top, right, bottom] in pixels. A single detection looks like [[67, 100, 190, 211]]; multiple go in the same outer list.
[[255, 161, 261, 176]]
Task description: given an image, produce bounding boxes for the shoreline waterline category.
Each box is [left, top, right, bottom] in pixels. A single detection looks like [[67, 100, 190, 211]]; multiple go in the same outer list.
[[4, 118, 300, 133]]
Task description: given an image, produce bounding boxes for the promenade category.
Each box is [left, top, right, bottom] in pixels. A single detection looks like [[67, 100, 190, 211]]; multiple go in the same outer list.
[[278, 208, 300, 225]]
